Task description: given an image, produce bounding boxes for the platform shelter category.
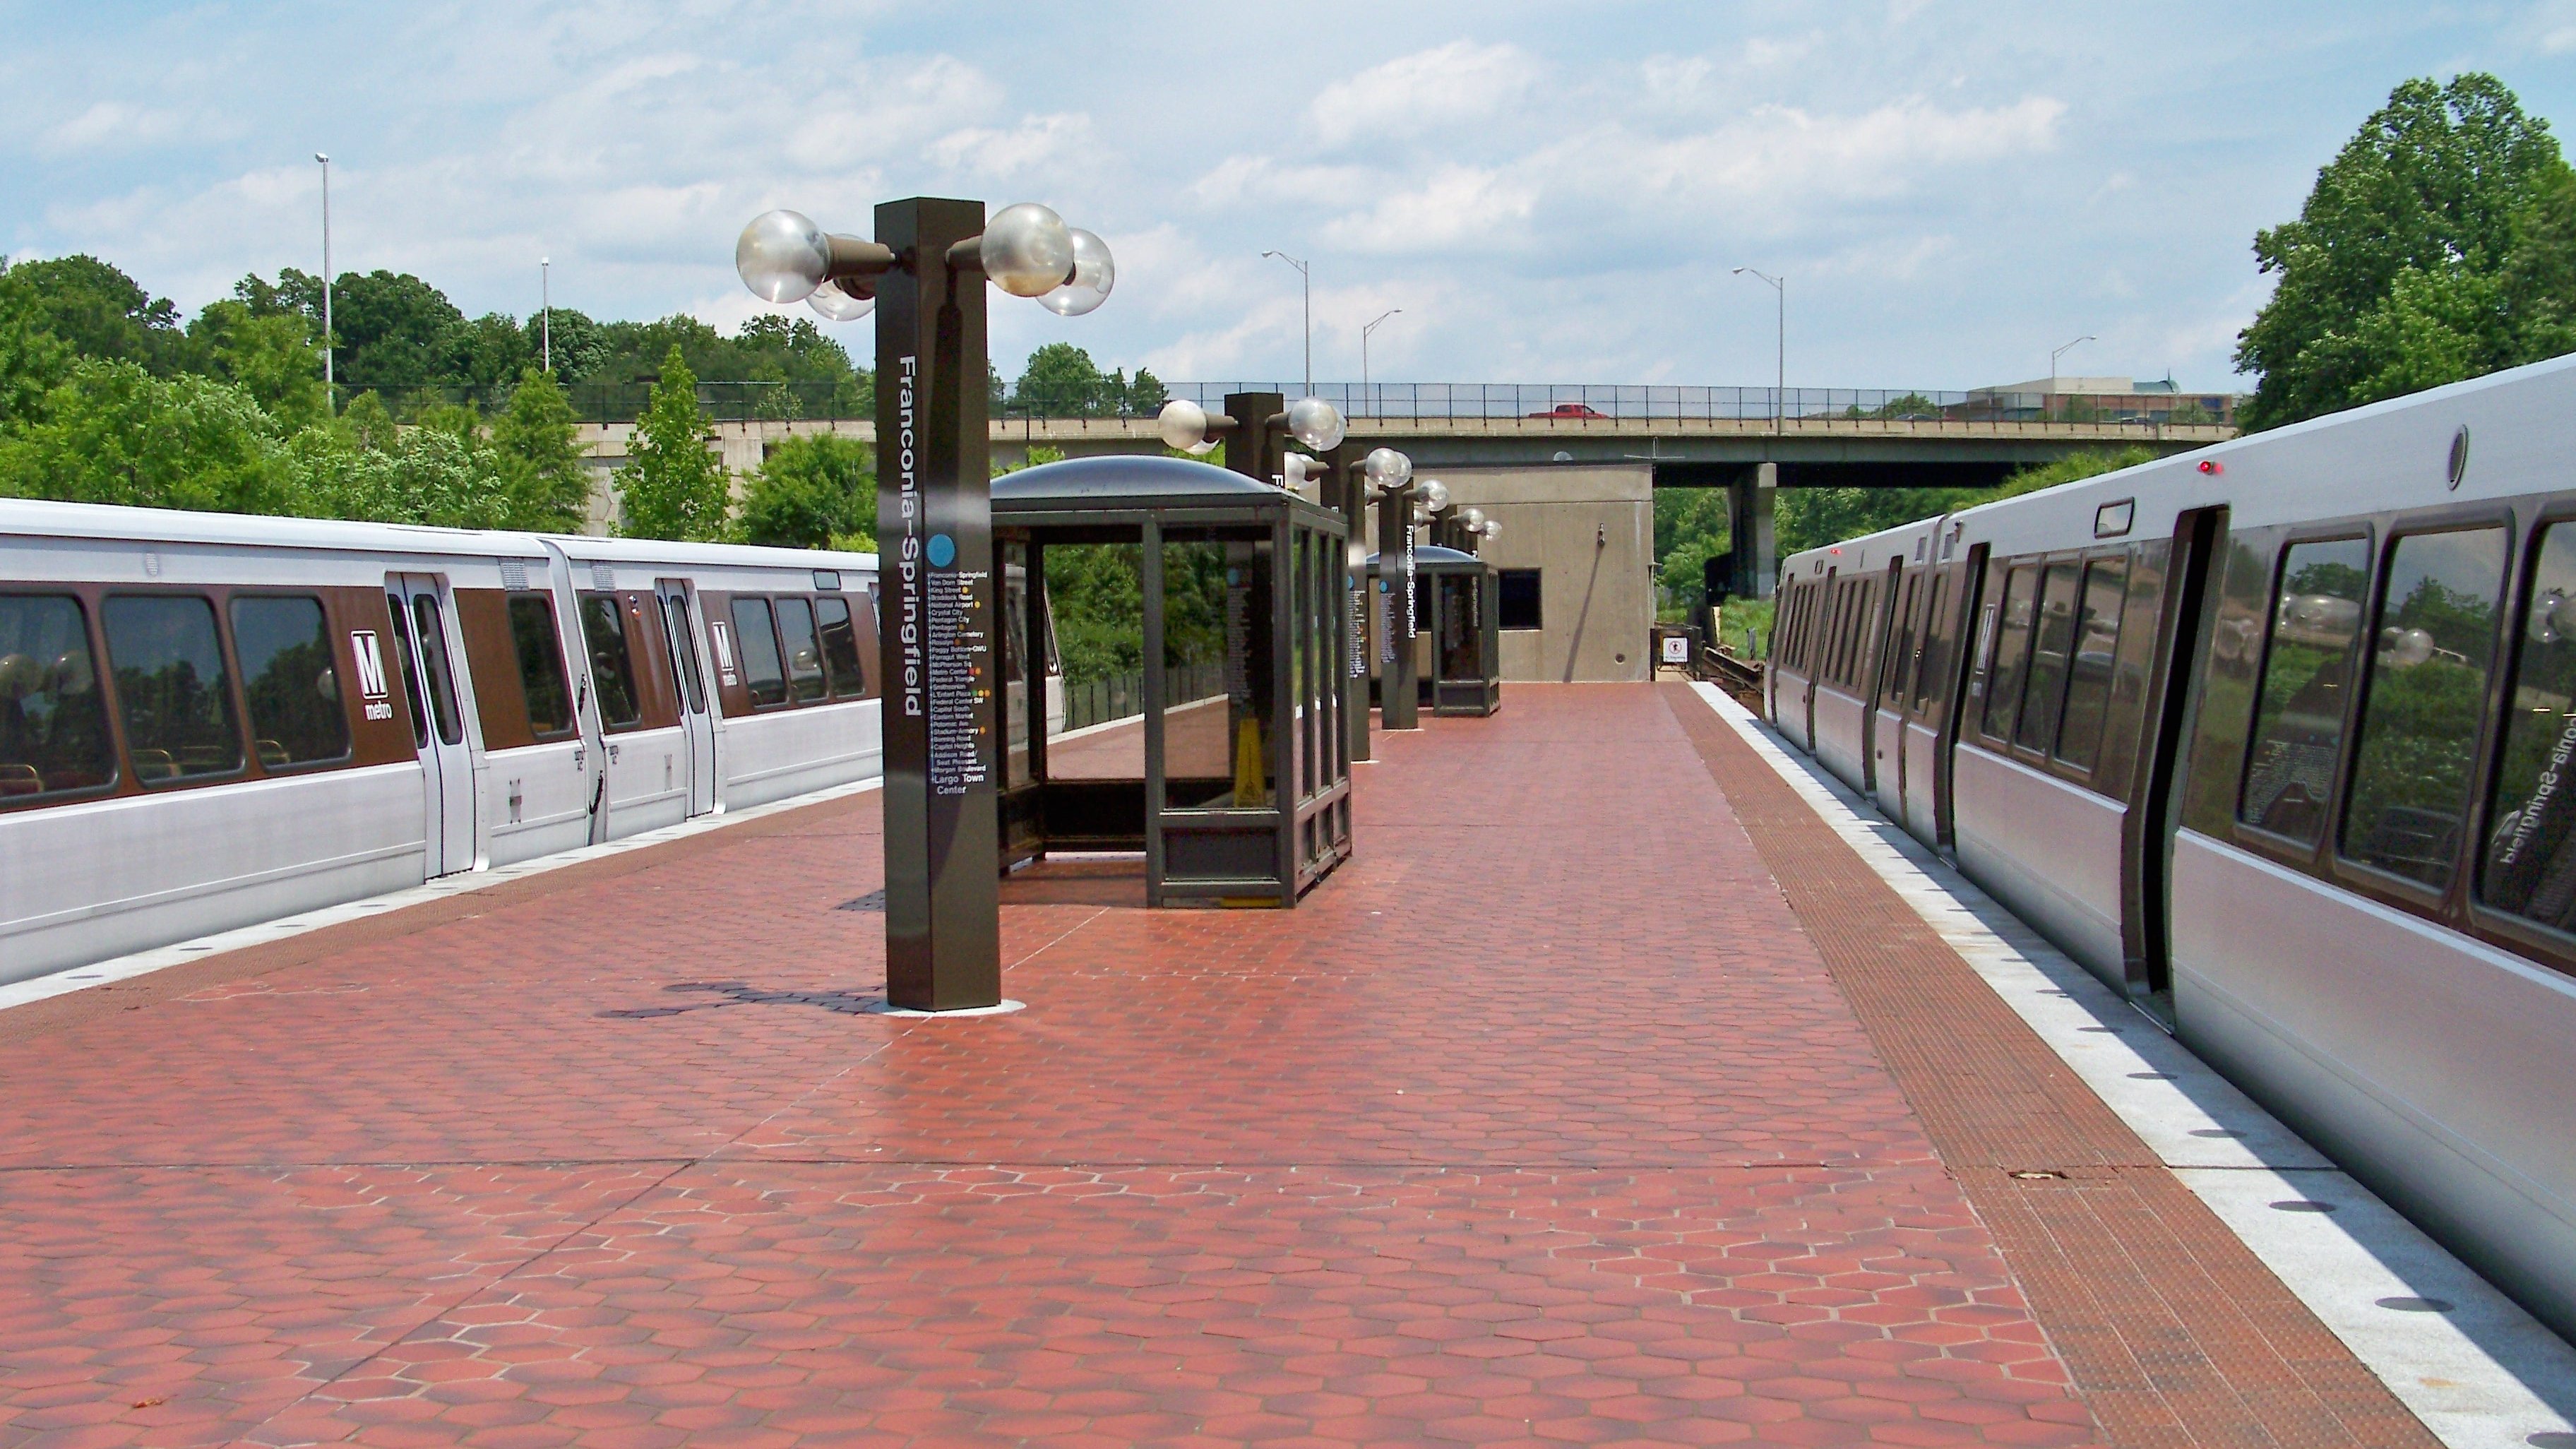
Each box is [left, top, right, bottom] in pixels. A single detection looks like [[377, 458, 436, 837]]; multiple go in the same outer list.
[[992, 455, 1352, 906], [1371, 544, 1503, 717]]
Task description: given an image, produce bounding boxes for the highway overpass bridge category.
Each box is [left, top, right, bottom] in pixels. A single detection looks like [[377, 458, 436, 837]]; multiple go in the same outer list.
[[580, 411, 2235, 492]]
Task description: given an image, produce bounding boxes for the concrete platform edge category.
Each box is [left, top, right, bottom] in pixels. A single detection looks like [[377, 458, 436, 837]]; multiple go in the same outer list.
[[1683, 679, 2576, 1449]]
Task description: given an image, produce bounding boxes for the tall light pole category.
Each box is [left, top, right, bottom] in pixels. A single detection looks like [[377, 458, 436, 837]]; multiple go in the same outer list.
[[1361, 308, 1400, 405], [1262, 249, 1311, 395], [2050, 334, 2094, 386], [540, 257, 551, 375], [314, 153, 333, 406], [1733, 268, 1784, 434]]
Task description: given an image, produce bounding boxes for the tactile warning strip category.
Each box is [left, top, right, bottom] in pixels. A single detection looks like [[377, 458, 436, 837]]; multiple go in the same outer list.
[[1660, 683, 2441, 1449]]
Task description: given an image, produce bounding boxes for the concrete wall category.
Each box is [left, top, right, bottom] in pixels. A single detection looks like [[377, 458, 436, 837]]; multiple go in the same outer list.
[[1364, 463, 1654, 684]]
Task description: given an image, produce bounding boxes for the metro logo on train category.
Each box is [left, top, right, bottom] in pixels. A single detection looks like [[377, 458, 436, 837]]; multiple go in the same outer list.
[[348, 631, 395, 721]]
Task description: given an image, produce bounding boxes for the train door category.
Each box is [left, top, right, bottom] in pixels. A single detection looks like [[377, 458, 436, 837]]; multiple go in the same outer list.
[[1862, 559, 1903, 801], [1873, 564, 1919, 820], [385, 574, 477, 877], [1806, 568, 1833, 746], [1933, 544, 1991, 854], [2125, 506, 2227, 1020], [655, 580, 718, 817]]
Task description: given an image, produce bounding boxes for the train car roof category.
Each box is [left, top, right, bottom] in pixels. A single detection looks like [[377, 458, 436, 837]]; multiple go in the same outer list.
[[0, 496, 551, 556], [543, 535, 878, 573], [0, 496, 878, 575], [1778, 515, 1943, 581]]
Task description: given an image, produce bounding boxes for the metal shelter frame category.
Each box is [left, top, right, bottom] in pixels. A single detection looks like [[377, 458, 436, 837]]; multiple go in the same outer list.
[[1368, 544, 1502, 717], [993, 455, 1354, 907]]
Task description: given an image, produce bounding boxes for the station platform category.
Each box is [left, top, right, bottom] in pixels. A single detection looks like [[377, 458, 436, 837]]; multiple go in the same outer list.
[[0, 686, 2553, 1448]]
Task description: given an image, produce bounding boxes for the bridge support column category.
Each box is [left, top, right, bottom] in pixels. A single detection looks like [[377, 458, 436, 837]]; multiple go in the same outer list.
[[1729, 463, 1777, 600]]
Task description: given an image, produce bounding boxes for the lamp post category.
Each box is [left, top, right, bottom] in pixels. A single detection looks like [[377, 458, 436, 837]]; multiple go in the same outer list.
[[1361, 308, 1400, 410], [1262, 249, 1311, 395], [2049, 334, 2094, 386], [736, 198, 1114, 1013], [314, 153, 333, 405], [540, 258, 551, 375], [1360, 450, 1445, 731], [1733, 267, 1783, 434]]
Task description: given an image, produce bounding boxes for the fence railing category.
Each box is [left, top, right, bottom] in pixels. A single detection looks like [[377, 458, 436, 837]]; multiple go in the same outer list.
[[1058, 660, 1228, 735], [345, 379, 2241, 430]]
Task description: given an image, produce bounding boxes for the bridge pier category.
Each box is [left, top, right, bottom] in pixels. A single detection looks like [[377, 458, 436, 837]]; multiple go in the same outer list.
[[1729, 463, 1777, 600]]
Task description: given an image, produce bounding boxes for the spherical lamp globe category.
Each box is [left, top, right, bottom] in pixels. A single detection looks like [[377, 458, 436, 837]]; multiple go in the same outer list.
[[808, 280, 873, 322], [1039, 228, 1115, 316], [1157, 400, 1210, 452], [982, 203, 1076, 297], [1288, 396, 1346, 452], [737, 210, 830, 303]]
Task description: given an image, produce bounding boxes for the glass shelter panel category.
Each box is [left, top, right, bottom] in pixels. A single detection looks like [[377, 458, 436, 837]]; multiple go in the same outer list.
[[1159, 535, 1272, 809], [1045, 542, 1148, 781]]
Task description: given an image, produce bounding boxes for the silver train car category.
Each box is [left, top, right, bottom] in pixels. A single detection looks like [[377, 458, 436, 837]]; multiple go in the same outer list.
[[1766, 353, 2576, 1342], [1, 499, 883, 985]]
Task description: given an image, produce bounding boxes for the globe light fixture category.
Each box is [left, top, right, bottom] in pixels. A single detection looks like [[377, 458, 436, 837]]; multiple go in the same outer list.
[[1362, 447, 1412, 493], [1039, 227, 1114, 316], [738, 210, 832, 303], [808, 278, 873, 322], [979, 202, 1077, 297], [1288, 395, 1346, 452], [738, 202, 1111, 316], [1418, 478, 1451, 515], [1480, 517, 1503, 541], [1460, 507, 1486, 532], [1157, 399, 1210, 451]]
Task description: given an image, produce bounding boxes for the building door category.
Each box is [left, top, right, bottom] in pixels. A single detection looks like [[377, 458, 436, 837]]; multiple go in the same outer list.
[[657, 580, 719, 816], [384, 573, 477, 877]]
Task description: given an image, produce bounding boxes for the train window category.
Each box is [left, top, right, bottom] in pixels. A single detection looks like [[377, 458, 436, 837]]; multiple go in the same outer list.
[[0, 595, 114, 801], [507, 594, 576, 738], [2017, 564, 2082, 754], [775, 597, 828, 703], [2240, 537, 2369, 842], [2051, 558, 2128, 772], [730, 597, 788, 707], [1916, 572, 1958, 718], [816, 597, 865, 696], [657, 597, 707, 717], [410, 596, 466, 747], [2481, 523, 2576, 928], [383, 595, 429, 749], [1981, 566, 2038, 741], [230, 596, 350, 768], [1882, 573, 1919, 708], [102, 595, 244, 783], [2340, 527, 2508, 889], [578, 593, 643, 730]]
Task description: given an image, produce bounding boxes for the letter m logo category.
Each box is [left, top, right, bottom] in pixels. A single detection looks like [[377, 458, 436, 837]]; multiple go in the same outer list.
[[350, 631, 389, 700]]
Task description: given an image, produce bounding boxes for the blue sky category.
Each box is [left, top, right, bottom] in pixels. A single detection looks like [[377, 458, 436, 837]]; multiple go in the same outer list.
[[5, 1, 2572, 393]]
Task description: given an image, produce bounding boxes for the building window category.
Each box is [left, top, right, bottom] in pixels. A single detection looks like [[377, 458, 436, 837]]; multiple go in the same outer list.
[[1498, 569, 1542, 631]]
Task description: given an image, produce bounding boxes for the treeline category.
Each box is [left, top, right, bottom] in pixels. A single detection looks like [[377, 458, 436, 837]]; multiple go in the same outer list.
[[0, 254, 1170, 545]]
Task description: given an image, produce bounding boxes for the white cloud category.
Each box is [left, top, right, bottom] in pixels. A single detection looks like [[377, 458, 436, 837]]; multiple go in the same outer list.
[[1309, 41, 1540, 146], [40, 102, 193, 156], [1320, 165, 1538, 254]]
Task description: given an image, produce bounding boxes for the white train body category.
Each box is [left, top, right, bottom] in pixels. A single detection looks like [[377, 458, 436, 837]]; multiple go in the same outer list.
[[1767, 354, 2576, 1343], [1, 501, 881, 984]]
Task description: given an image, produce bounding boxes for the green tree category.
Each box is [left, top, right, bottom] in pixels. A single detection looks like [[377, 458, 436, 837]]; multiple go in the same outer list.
[[2236, 74, 2572, 429], [1654, 487, 1732, 619], [738, 434, 873, 549], [1012, 342, 1115, 416], [0, 359, 297, 514], [187, 299, 328, 431], [490, 369, 592, 531], [0, 271, 73, 429], [2505, 166, 2576, 360], [0, 254, 195, 375], [328, 269, 469, 391], [616, 346, 729, 540]]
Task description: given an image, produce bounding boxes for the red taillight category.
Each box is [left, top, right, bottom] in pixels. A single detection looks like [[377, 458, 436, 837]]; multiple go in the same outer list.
[[2198, 459, 2223, 475]]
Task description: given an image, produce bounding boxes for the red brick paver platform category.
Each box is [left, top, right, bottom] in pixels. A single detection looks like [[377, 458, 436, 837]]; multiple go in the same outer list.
[[0, 687, 2429, 1448]]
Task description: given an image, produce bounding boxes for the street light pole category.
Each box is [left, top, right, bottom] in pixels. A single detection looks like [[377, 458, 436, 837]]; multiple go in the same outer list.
[[540, 258, 551, 375], [314, 153, 333, 407], [1263, 250, 1311, 395], [1733, 268, 1784, 434], [1361, 308, 1400, 407], [2050, 334, 2094, 387]]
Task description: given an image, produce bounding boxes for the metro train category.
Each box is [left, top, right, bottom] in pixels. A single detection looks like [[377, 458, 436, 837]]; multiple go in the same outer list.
[[1764, 352, 2576, 1342], [0, 498, 885, 986]]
